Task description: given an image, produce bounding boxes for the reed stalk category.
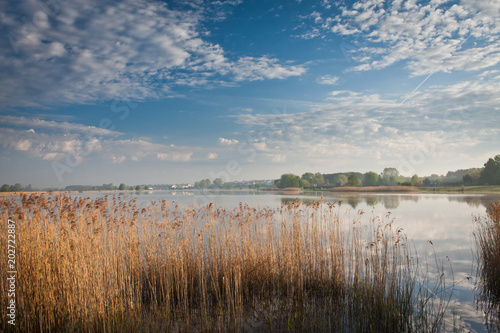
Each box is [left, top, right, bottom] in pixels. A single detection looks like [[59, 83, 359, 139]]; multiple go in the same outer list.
[[1, 195, 448, 332]]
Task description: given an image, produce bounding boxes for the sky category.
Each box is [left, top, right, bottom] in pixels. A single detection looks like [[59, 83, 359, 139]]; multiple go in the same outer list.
[[0, 0, 499, 188]]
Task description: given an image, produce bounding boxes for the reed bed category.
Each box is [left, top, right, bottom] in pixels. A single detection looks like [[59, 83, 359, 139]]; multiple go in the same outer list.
[[475, 201, 500, 331], [1, 194, 447, 332]]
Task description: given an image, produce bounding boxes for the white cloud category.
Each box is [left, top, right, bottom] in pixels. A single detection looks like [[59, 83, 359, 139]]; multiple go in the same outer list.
[[42, 152, 64, 161], [0, 116, 122, 136], [253, 142, 269, 152], [0, 124, 200, 165], [301, 0, 500, 76], [0, 0, 306, 107], [218, 137, 239, 145], [272, 154, 286, 163], [231, 56, 306, 81], [233, 72, 500, 172], [156, 152, 192, 162], [317, 75, 339, 85], [207, 152, 218, 159], [109, 155, 126, 164], [14, 139, 31, 151], [105, 139, 195, 162]]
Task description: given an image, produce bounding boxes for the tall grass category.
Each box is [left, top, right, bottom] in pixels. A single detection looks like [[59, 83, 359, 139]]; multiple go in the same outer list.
[[1, 195, 448, 332], [475, 201, 500, 331]]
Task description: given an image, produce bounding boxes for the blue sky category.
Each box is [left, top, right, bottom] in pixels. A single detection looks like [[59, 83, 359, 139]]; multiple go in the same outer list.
[[1, 0, 499, 188]]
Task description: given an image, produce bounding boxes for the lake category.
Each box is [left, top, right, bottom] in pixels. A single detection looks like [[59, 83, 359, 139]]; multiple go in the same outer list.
[[58, 190, 500, 331]]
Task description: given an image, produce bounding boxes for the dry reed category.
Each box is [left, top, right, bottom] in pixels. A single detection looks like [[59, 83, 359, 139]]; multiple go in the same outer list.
[[1, 194, 448, 332], [475, 201, 500, 331]]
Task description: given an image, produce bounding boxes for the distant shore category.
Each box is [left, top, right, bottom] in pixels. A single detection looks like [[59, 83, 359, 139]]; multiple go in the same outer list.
[[1, 185, 500, 197], [0, 189, 151, 197]]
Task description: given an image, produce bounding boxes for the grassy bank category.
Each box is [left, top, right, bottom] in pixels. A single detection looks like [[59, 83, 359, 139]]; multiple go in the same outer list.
[[420, 185, 500, 193], [320, 185, 500, 194], [329, 186, 419, 193], [1, 195, 450, 332]]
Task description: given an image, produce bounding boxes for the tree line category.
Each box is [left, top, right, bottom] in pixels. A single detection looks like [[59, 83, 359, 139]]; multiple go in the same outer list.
[[0, 183, 31, 192], [194, 178, 235, 189], [465, 154, 500, 185], [2, 155, 498, 192], [274, 168, 410, 188], [63, 183, 147, 191], [274, 154, 500, 188]]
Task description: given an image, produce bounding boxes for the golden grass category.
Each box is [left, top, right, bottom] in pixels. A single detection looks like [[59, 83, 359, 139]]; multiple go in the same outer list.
[[1, 195, 448, 332], [475, 201, 500, 331]]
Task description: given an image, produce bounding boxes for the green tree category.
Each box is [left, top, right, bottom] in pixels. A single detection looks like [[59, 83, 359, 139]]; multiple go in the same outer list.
[[428, 175, 441, 186], [422, 177, 431, 187], [336, 174, 348, 186], [119, 183, 126, 191], [479, 155, 500, 185], [411, 174, 420, 186], [463, 168, 481, 185], [1, 184, 9, 192], [135, 185, 141, 191], [8, 184, 22, 192], [301, 172, 324, 187], [363, 172, 379, 186], [213, 178, 224, 188], [223, 182, 234, 189], [313, 172, 325, 187], [347, 173, 361, 186], [301, 172, 315, 185], [380, 168, 403, 186], [195, 179, 212, 189], [276, 173, 305, 188]]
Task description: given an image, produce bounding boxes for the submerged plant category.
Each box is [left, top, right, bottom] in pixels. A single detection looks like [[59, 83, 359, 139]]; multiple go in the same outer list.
[[0, 194, 450, 332]]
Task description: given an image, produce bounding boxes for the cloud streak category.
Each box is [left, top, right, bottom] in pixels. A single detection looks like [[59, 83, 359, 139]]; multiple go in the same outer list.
[[0, 115, 122, 136]]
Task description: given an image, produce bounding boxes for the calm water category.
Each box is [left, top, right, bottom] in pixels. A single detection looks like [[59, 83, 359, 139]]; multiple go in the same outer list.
[[62, 190, 500, 332]]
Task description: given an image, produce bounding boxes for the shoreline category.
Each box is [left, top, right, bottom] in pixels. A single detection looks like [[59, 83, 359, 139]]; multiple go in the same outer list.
[[1, 185, 499, 197]]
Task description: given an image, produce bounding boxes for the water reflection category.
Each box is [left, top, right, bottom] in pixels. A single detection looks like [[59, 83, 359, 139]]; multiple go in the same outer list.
[[347, 196, 360, 209], [381, 196, 400, 209], [447, 194, 499, 209], [279, 193, 411, 210], [278, 192, 498, 211], [63, 190, 500, 214], [365, 196, 378, 207], [280, 197, 318, 205]]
